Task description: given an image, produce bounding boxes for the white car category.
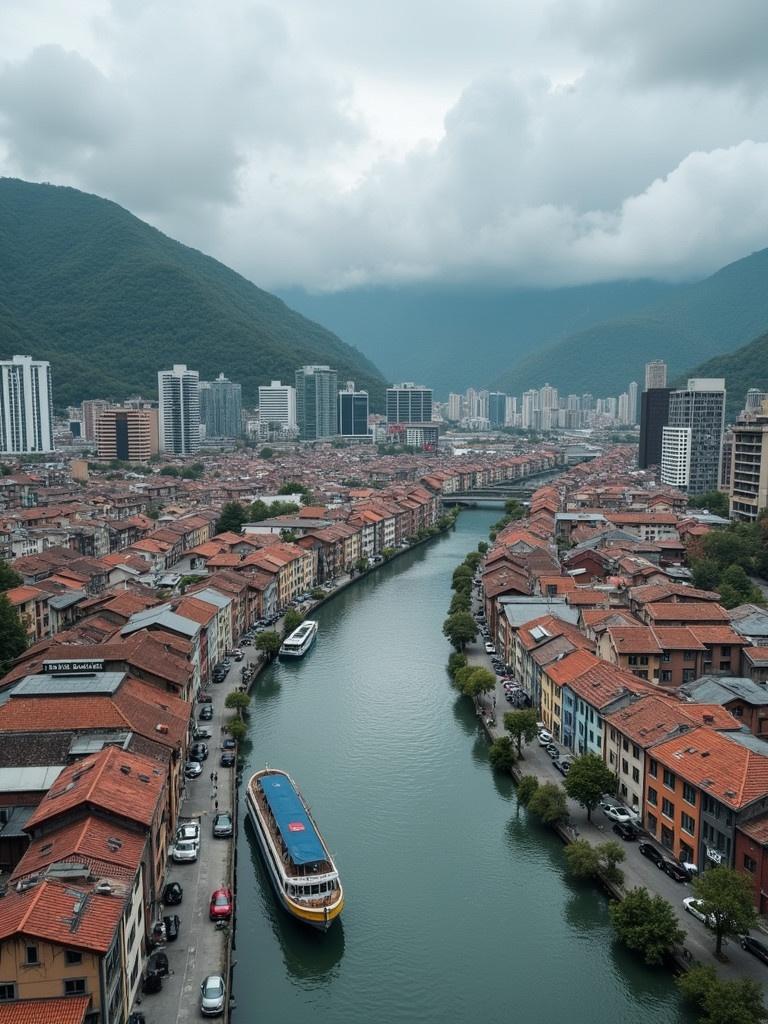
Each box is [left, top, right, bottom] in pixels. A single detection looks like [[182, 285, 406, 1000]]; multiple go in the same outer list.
[[184, 761, 203, 779], [683, 897, 715, 927], [537, 730, 554, 746], [176, 822, 200, 843], [172, 839, 199, 863], [484, 642, 497, 655], [200, 974, 226, 1016], [601, 804, 639, 825]]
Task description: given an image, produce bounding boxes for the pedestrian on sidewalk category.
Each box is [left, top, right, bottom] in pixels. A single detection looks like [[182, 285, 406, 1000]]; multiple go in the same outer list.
[[214, 799, 219, 811]]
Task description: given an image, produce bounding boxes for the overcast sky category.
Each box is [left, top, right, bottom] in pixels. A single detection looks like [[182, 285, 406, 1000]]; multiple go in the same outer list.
[[2, 0, 768, 291]]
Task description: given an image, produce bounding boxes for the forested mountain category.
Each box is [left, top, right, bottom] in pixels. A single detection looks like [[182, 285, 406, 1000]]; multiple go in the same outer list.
[[0, 179, 385, 407], [494, 247, 768, 397], [682, 329, 768, 419], [279, 280, 679, 395]]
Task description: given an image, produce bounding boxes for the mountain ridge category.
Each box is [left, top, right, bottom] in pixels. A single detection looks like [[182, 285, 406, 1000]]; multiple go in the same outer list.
[[0, 178, 385, 408]]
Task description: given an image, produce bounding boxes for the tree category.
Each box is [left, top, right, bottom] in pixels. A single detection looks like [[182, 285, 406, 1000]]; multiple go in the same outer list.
[[460, 667, 496, 699], [463, 551, 482, 570], [255, 631, 282, 659], [0, 594, 27, 671], [678, 964, 767, 1024], [259, 446, 274, 459], [598, 839, 626, 886], [449, 591, 471, 615], [216, 501, 247, 535], [717, 564, 763, 608], [442, 611, 477, 651], [504, 499, 525, 520], [354, 556, 369, 574], [0, 559, 22, 592], [528, 782, 568, 825], [564, 753, 617, 822], [610, 887, 685, 965], [564, 839, 600, 878], [516, 775, 539, 806], [451, 564, 473, 590], [283, 609, 304, 637], [692, 865, 757, 957], [227, 717, 247, 742], [688, 490, 730, 517], [224, 691, 251, 718], [504, 708, 539, 756], [692, 557, 722, 592], [447, 652, 467, 680], [477, 541, 489, 554], [488, 737, 516, 773]]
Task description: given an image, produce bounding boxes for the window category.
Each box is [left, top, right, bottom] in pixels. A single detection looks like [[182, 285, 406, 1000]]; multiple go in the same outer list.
[[25, 945, 39, 966], [720, 661, 731, 671], [620, 783, 628, 797], [660, 670, 672, 683], [648, 758, 658, 778], [632, 766, 640, 783], [609, 751, 615, 765], [622, 759, 629, 774], [662, 798, 674, 819], [648, 787, 658, 806], [632, 744, 640, 759], [721, 646, 731, 656], [744, 854, 757, 873], [732, 706, 743, 718], [681, 812, 696, 835], [683, 669, 695, 682], [684, 650, 696, 661], [64, 980, 86, 996], [660, 650, 671, 662], [647, 812, 658, 833], [683, 783, 697, 806], [663, 768, 676, 789], [0, 984, 16, 1002], [65, 951, 82, 965]]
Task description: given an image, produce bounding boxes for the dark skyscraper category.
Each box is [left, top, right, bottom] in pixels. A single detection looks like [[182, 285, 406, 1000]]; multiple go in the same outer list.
[[488, 392, 506, 429], [638, 388, 670, 469], [339, 381, 369, 436], [296, 365, 338, 440]]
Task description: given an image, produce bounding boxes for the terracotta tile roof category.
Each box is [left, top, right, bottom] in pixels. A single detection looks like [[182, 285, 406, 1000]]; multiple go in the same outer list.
[[26, 745, 165, 831], [604, 694, 739, 747], [12, 815, 144, 882], [607, 626, 662, 654], [565, 589, 610, 607], [0, 996, 90, 1024], [743, 647, 768, 663], [738, 815, 768, 845], [0, 879, 124, 953], [546, 649, 602, 685], [0, 696, 127, 732], [687, 626, 749, 646], [652, 627, 706, 650], [645, 602, 729, 623], [650, 727, 768, 809]]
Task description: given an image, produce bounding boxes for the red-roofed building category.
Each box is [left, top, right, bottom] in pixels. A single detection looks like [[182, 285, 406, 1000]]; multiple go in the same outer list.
[[0, 996, 90, 1024]]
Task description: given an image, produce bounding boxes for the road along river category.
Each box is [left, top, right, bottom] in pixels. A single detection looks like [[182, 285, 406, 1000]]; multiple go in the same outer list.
[[234, 509, 691, 1024]]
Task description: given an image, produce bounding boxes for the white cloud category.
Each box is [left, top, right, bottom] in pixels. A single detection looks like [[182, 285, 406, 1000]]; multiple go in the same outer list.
[[0, 0, 767, 290]]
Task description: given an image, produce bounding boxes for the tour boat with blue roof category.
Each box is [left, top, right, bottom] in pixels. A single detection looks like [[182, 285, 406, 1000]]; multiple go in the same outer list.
[[246, 767, 343, 930], [279, 619, 318, 658]]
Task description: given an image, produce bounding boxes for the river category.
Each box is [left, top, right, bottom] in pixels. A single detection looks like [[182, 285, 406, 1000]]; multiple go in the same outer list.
[[234, 509, 690, 1024]]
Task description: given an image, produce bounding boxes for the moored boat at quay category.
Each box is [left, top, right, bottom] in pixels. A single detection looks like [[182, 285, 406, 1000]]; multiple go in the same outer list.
[[246, 768, 343, 930], [279, 619, 318, 658]]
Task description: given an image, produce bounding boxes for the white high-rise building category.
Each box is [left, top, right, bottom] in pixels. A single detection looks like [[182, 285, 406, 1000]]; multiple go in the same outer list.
[[447, 393, 462, 421], [0, 355, 54, 454], [661, 378, 726, 494], [628, 381, 639, 425], [645, 360, 668, 390], [504, 395, 517, 426], [258, 380, 297, 431], [158, 364, 200, 454], [521, 390, 538, 429], [661, 427, 692, 488]]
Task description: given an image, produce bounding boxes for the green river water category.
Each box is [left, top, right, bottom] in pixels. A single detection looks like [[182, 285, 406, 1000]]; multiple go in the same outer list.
[[234, 510, 690, 1024]]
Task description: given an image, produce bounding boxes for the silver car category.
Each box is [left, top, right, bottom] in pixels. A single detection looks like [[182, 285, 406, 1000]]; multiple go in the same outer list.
[[171, 839, 199, 863], [200, 974, 226, 1016]]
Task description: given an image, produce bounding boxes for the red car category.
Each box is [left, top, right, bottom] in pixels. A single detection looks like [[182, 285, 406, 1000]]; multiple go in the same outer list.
[[197, 692, 212, 704], [209, 886, 233, 921]]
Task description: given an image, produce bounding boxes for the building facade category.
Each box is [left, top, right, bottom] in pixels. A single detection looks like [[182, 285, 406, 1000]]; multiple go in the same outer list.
[[157, 364, 200, 455], [338, 381, 369, 437], [258, 380, 297, 431], [661, 379, 726, 494], [0, 356, 54, 455], [81, 399, 111, 442], [386, 383, 433, 424], [638, 388, 670, 469], [729, 399, 768, 522], [295, 366, 338, 440], [199, 373, 242, 438], [488, 392, 507, 429], [645, 360, 668, 390], [96, 408, 159, 461]]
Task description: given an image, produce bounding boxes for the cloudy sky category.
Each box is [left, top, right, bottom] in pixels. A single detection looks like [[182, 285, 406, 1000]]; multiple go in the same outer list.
[[2, 0, 768, 291]]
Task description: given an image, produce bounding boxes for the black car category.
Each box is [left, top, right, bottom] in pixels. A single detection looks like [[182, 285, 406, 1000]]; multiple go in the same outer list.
[[147, 951, 169, 977], [222, 738, 236, 750], [220, 751, 236, 768], [189, 742, 209, 762], [663, 860, 689, 883], [741, 934, 768, 965], [199, 705, 213, 721], [162, 881, 183, 905], [612, 821, 640, 841], [638, 841, 666, 868], [163, 914, 180, 941]]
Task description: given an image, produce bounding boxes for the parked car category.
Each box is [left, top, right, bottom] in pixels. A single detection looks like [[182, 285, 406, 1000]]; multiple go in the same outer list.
[[220, 751, 236, 768], [683, 897, 715, 927], [600, 802, 639, 825], [176, 822, 200, 843], [234, 651, 244, 661], [194, 727, 212, 741], [222, 738, 236, 751], [147, 951, 169, 977], [163, 914, 180, 941], [197, 692, 212, 704], [163, 881, 183, 905], [741, 934, 768, 965], [612, 821, 640, 841], [184, 761, 203, 780], [663, 860, 689, 883], [199, 705, 214, 721], [142, 972, 162, 995], [200, 974, 226, 1017], [545, 744, 560, 759], [537, 730, 554, 746], [484, 642, 496, 654], [209, 886, 233, 920], [213, 812, 233, 838], [189, 743, 209, 762], [554, 759, 572, 776], [171, 839, 199, 864], [638, 841, 666, 869]]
